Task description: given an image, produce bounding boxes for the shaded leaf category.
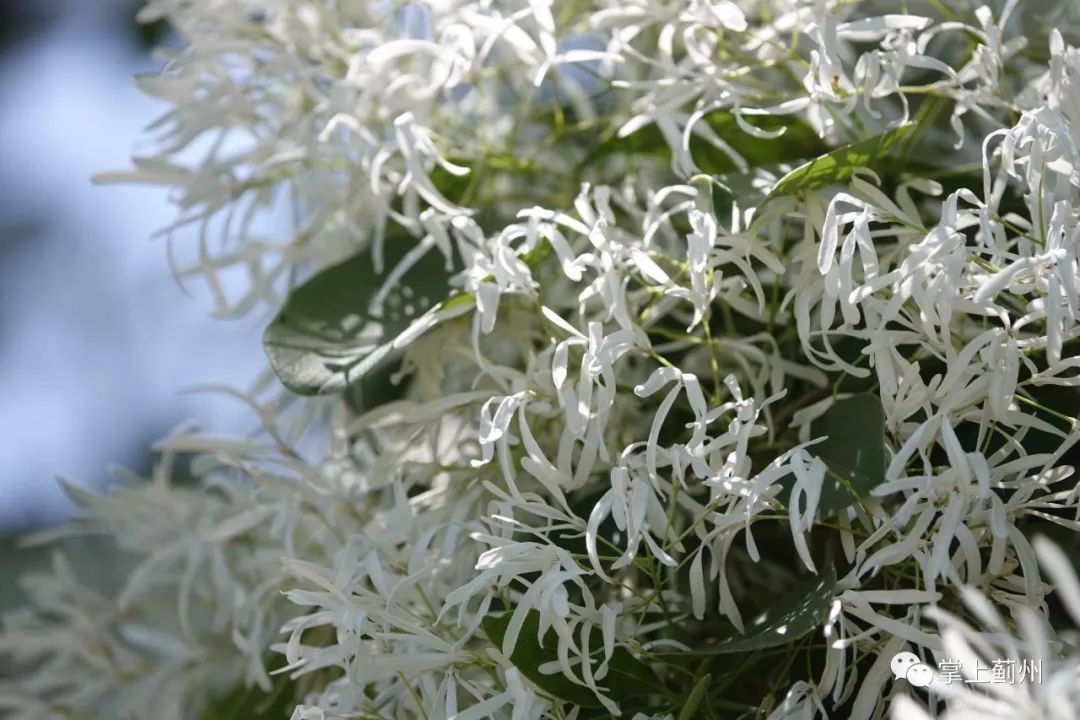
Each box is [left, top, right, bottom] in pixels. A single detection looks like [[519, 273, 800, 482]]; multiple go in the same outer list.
[[677, 674, 711, 720], [813, 394, 886, 517], [481, 610, 666, 707], [765, 123, 916, 202], [691, 175, 735, 231], [668, 567, 836, 655], [343, 350, 410, 414], [263, 237, 453, 396], [201, 677, 297, 720]]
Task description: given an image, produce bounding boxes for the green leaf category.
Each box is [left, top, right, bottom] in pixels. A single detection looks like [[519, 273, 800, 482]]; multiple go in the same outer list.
[[342, 350, 410, 414], [776, 393, 885, 521], [584, 111, 827, 175], [812, 393, 887, 518], [201, 677, 297, 720], [677, 674, 711, 720], [263, 237, 453, 396], [691, 175, 735, 231], [481, 610, 666, 707], [697, 112, 829, 173], [668, 567, 836, 656], [765, 123, 917, 202]]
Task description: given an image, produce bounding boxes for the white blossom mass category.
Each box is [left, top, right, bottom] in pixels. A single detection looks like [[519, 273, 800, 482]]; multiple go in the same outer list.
[[4, 2, 1080, 719]]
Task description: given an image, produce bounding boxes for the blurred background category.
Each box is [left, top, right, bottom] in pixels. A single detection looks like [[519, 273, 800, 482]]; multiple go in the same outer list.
[[0, 0, 265, 600]]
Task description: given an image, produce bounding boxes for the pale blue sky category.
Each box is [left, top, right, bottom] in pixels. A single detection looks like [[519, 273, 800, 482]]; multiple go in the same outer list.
[[0, 3, 265, 529]]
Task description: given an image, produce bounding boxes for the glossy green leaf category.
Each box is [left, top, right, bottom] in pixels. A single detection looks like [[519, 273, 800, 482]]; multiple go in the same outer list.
[[813, 393, 887, 517], [263, 238, 453, 396], [765, 123, 916, 202], [481, 610, 666, 706], [669, 567, 836, 656]]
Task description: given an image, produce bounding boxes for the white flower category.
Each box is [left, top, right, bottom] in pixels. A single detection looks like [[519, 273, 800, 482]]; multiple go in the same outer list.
[[9, 3, 1080, 720]]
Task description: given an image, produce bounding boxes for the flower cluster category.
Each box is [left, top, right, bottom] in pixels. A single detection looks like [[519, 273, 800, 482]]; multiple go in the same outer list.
[[4, 2, 1080, 720]]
